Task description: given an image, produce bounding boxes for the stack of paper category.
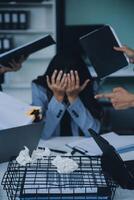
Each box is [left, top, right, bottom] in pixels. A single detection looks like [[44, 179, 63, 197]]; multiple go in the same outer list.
[[0, 92, 41, 130]]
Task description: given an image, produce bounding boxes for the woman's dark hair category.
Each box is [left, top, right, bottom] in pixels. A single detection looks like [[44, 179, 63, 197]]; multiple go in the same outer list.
[[33, 52, 103, 120]]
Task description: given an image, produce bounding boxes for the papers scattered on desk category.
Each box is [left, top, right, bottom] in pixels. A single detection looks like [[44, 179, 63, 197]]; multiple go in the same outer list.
[[67, 132, 134, 159], [52, 155, 78, 174], [31, 147, 51, 163], [0, 92, 41, 130], [16, 146, 51, 166], [16, 146, 31, 166]]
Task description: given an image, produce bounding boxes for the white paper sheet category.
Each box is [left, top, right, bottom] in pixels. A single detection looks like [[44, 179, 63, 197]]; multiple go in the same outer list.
[[0, 92, 40, 129], [67, 132, 134, 160]]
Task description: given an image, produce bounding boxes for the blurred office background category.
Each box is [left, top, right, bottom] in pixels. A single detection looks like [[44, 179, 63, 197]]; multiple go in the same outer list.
[[0, 0, 134, 133]]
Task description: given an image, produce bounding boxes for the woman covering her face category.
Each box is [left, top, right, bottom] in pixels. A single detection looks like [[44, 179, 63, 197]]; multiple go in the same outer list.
[[32, 52, 103, 139]]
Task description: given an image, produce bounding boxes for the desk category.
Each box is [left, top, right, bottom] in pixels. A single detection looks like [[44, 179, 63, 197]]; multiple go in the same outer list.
[[0, 136, 134, 200]]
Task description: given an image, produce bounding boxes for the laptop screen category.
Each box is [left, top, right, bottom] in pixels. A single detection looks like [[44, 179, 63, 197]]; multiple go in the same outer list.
[[0, 122, 44, 163], [88, 128, 134, 189]]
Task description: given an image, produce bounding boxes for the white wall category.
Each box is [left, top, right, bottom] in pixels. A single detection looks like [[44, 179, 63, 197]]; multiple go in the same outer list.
[[65, 0, 134, 47]]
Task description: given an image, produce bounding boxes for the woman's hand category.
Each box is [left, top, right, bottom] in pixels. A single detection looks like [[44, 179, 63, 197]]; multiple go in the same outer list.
[[114, 46, 134, 63], [95, 87, 134, 110], [0, 55, 27, 74], [66, 70, 89, 103], [46, 70, 67, 102]]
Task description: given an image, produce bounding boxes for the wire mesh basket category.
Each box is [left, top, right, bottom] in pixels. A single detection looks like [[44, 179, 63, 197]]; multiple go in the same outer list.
[[1, 156, 117, 200]]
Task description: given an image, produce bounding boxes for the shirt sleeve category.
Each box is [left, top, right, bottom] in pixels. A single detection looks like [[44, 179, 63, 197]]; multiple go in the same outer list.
[[31, 82, 66, 139], [67, 97, 100, 136], [31, 82, 48, 114]]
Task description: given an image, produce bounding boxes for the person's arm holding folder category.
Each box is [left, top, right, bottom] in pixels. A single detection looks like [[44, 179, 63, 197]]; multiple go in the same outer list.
[[0, 55, 27, 74], [95, 45, 134, 110]]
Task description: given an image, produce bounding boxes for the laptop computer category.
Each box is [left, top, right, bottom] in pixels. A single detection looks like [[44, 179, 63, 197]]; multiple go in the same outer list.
[[79, 25, 129, 79], [0, 122, 44, 163], [88, 129, 134, 189]]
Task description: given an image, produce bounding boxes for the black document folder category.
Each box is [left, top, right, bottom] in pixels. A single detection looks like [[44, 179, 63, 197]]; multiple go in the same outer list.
[[79, 25, 129, 78], [0, 34, 55, 67], [88, 129, 134, 189]]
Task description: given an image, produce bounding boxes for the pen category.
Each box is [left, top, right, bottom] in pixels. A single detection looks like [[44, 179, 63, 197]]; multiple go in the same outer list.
[[38, 147, 67, 154], [50, 148, 67, 154], [71, 147, 88, 156]]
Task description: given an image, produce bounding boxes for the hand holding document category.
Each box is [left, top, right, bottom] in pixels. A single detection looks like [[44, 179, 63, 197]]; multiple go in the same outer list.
[[0, 92, 42, 130], [0, 34, 55, 68], [79, 25, 129, 78]]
